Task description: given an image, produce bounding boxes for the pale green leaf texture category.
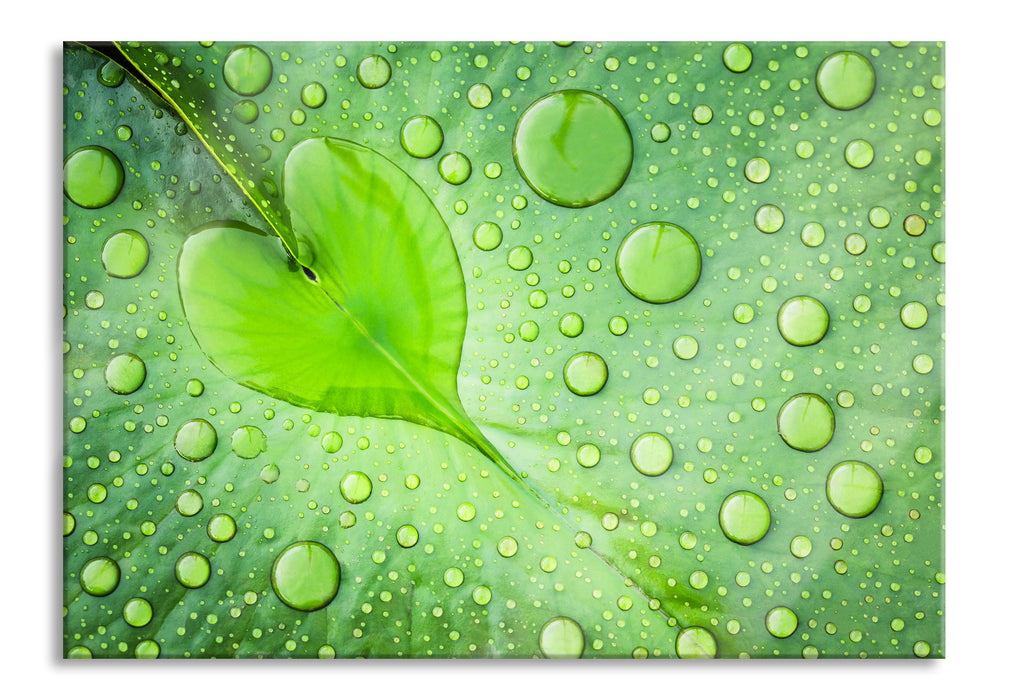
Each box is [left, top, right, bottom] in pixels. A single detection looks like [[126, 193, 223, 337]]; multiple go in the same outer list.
[[64, 41, 944, 660]]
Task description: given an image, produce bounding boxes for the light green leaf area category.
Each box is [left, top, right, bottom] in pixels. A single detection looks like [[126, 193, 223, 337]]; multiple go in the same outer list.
[[64, 40, 944, 659]]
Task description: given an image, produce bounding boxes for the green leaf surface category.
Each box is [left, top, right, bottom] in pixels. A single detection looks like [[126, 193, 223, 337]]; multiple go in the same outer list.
[[64, 40, 944, 660]]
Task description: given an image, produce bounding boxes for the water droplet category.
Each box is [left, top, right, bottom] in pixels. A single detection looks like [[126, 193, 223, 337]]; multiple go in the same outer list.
[[357, 54, 391, 89], [497, 536, 518, 557], [223, 45, 273, 96], [101, 229, 150, 279], [559, 312, 584, 337], [207, 513, 237, 542], [692, 105, 713, 124], [63, 146, 124, 209], [673, 335, 699, 360], [733, 303, 755, 324], [439, 152, 472, 185], [816, 51, 876, 110], [467, 82, 492, 109], [400, 115, 443, 158], [519, 320, 540, 341], [826, 461, 883, 518], [869, 207, 891, 228], [321, 431, 343, 454], [719, 490, 771, 545], [676, 626, 717, 659], [174, 419, 218, 462], [722, 43, 753, 73], [98, 59, 126, 87], [765, 606, 798, 638], [175, 489, 204, 517], [616, 222, 701, 303], [576, 443, 601, 468], [174, 551, 210, 589], [777, 393, 834, 452], [630, 432, 673, 477], [513, 90, 633, 208], [473, 585, 493, 605], [903, 214, 927, 237], [790, 535, 812, 558], [231, 425, 267, 459], [123, 597, 153, 627], [396, 524, 419, 548], [539, 616, 584, 658], [470, 222, 503, 253], [754, 204, 784, 233], [744, 157, 770, 184], [340, 471, 372, 504], [443, 567, 465, 588], [844, 139, 875, 168], [912, 354, 934, 374], [845, 233, 867, 255], [563, 352, 608, 396], [507, 245, 533, 271], [900, 301, 928, 329], [67, 646, 93, 659], [913, 641, 931, 658], [301, 81, 327, 108], [650, 122, 671, 142], [115, 124, 132, 141], [80, 556, 120, 596], [777, 295, 829, 346], [105, 353, 146, 394], [271, 541, 341, 611]]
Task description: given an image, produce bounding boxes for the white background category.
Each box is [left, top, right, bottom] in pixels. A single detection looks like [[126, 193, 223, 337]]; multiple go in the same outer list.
[[7, 1, 1003, 696]]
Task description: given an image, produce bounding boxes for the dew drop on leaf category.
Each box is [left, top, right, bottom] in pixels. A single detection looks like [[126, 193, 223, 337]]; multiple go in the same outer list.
[[815, 51, 876, 110], [513, 90, 632, 208], [105, 353, 146, 395], [101, 229, 150, 278], [271, 541, 341, 611], [80, 556, 120, 597], [777, 296, 829, 347], [400, 115, 443, 158], [826, 461, 884, 518], [616, 222, 701, 303], [175, 552, 211, 589], [174, 419, 218, 462], [538, 616, 584, 658], [718, 490, 771, 545], [357, 54, 391, 89], [563, 352, 608, 396], [777, 393, 835, 452], [223, 45, 273, 96], [63, 146, 124, 209]]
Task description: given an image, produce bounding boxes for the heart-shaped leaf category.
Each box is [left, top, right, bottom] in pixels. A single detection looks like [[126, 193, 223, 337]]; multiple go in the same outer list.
[[180, 137, 507, 472]]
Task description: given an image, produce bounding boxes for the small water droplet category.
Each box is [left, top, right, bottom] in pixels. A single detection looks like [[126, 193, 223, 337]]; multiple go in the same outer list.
[[175, 489, 204, 517], [439, 152, 472, 185]]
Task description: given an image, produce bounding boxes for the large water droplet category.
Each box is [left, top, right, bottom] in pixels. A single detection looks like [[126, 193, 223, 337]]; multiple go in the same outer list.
[[815, 51, 876, 110], [615, 222, 701, 303], [207, 513, 237, 542], [513, 90, 633, 208], [101, 229, 150, 278], [630, 432, 673, 477], [400, 115, 443, 158], [271, 541, 341, 611], [223, 45, 273, 96], [439, 151, 472, 185], [175, 489, 204, 517], [473, 222, 503, 251], [826, 460, 883, 518], [63, 146, 124, 209], [676, 626, 717, 658], [563, 351, 608, 396], [765, 606, 798, 638], [105, 353, 146, 394], [301, 81, 327, 108], [538, 616, 584, 658], [231, 425, 267, 459], [123, 597, 153, 627], [718, 490, 771, 544], [340, 471, 372, 504], [777, 295, 829, 347], [175, 552, 211, 588], [722, 43, 753, 73], [174, 419, 218, 462], [80, 556, 120, 596], [357, 54, 391, 88], [777, 393, 834, 452]]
